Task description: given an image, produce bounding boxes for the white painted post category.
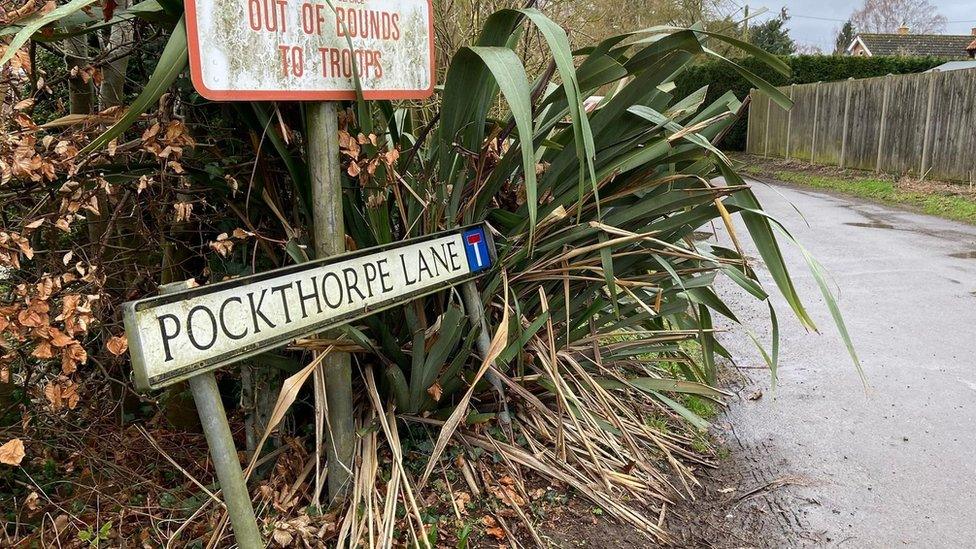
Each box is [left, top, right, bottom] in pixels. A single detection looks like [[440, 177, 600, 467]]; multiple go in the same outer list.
[[160, 282, 263, 549], [307, 101, 356, 503], [920, 71, 937, 179], [840, 77, 853, 169], [876, 74, 892, 173]]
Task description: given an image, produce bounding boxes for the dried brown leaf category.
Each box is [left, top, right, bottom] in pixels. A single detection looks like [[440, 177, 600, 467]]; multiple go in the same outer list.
[[0, 439, 25, 466], [106, 335, 128, 356], [32, 341, 54, 359]]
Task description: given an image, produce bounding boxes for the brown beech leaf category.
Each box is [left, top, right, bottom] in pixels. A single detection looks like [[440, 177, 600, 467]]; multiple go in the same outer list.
[[271, 527, 293, 547], [210, 237, 233, 257], [0, 439, 25, 466], [482, 516, 505, 540], [173, 202, 193, 222], [426, 382, 442, 402], [61, 344, 86, 374], [16, 237, 33, 260], [13, 98, 34, 111], [44, 383, 62, 410], [48, 328, 74, 347], [24, 491, 39, 510], [32, 341, 54, 359], [106, 335, 128, 356], [63, 383, 79, 409]]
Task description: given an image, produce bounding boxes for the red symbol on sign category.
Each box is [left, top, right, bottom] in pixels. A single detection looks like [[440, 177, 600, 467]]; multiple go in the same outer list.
[[466, 233, 483, 268]]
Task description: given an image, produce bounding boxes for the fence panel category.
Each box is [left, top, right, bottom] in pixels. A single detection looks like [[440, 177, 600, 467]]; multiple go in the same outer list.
[[845, 77, 885, 171], [882, 73, 928, 176], [746, 68, 976, 183], [787, 83, 817, 161], [766, 93, 790, 158], [927, 69, 976, 183], [813, 81, 847, 166]]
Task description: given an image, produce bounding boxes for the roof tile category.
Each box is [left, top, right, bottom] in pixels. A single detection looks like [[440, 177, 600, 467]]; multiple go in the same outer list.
[[856, 33, 973, 58]]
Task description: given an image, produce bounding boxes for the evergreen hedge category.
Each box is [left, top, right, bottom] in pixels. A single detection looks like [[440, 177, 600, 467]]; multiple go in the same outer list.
[[674, 55, 949, 151]]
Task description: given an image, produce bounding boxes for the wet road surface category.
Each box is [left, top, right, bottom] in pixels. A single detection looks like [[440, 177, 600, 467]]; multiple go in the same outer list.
[[713, 180, 976, 547]]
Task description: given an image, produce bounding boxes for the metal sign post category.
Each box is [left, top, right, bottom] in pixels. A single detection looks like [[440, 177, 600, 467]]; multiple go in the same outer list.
[[156, 282, 264, 549]]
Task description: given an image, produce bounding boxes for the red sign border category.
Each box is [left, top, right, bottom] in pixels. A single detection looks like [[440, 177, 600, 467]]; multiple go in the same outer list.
[[184, 0, 436, 101]]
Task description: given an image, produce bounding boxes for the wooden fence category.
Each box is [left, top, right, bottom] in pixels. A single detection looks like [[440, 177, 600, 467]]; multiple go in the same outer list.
[[745, 69, 976, 183]]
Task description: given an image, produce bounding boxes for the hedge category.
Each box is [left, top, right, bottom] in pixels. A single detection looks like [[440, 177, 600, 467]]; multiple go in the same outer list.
[[673, 55, 949, 151]]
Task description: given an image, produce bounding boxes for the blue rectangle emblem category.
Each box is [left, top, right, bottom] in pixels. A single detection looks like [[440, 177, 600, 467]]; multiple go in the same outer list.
[[462, 227, 492, 273]]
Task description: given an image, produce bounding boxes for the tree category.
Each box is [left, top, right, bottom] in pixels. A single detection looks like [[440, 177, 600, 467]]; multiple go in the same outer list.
[[850, 0, 947, 34], [751, 9, 796, 55], [835, 20, 856, 54], [797, 43, 825, 55]]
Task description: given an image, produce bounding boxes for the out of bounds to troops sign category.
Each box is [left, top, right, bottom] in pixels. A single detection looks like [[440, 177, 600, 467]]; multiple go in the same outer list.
[[185, 0, 435, 100], [124, 225, 495, 391]]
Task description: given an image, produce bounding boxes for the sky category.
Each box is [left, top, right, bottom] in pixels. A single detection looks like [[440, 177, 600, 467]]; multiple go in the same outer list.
[[741, 0, 976, 52]]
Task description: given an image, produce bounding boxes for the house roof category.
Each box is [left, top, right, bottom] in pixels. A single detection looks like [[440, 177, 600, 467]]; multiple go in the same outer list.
[[848, 33, 974, 58], [925, 61, 976, 73]]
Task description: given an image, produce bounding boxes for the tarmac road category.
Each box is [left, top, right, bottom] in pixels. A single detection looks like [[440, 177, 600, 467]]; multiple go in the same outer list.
[[713, 179, 976, 547]]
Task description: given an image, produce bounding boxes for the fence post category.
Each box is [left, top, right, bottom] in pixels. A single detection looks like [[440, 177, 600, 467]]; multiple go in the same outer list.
[[839, 77, 853, 169], [785, 83, 795, 160], [763, 95, 771, 158], [876, 74, 892, 173], [919, 71, 937, 179], [810, 81, 821, 164]]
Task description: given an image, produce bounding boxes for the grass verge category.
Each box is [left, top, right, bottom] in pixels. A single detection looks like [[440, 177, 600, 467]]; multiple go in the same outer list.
[[738, 156, 976, 225]]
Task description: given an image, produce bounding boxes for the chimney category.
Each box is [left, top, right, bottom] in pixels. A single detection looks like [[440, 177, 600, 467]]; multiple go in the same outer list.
[[897, 24, 910, 35]]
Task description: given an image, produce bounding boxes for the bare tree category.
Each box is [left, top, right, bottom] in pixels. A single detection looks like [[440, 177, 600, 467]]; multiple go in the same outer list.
[[850, 0, 947, 34], [796, 43, 825, 55]]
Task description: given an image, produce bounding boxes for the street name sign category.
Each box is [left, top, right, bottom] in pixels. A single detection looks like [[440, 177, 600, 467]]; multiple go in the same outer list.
[[124, 225, 495, 391], [184, 0, 435, 101]]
